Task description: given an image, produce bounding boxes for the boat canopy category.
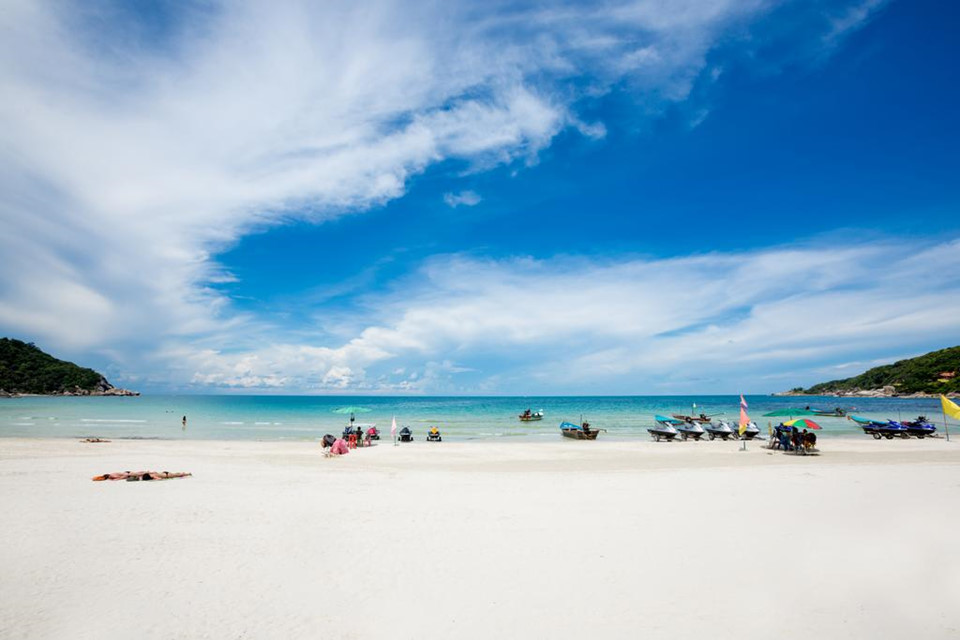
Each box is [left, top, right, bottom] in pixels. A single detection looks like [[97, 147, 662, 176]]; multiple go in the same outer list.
[[655, 414, 684, 425], [559, 421, 581, 430]]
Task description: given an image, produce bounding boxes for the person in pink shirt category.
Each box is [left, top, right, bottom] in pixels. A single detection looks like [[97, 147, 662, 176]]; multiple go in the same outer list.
[[322, 434, 349, 457]]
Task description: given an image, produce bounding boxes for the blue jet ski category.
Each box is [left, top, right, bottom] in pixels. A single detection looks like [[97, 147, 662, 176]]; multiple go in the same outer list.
[[901, 416, 936, 439]]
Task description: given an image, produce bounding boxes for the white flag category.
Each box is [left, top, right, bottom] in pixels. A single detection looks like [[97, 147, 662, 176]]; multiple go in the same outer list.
[[391, 416, 397, 438]]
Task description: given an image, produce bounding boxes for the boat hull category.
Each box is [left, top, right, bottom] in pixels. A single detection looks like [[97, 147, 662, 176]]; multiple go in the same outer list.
[[561, 429, 600, 440]]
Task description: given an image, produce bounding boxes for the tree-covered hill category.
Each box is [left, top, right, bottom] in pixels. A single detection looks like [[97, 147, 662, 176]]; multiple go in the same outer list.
[[0, 338, 136, 395], [804, 346, 960, 395]]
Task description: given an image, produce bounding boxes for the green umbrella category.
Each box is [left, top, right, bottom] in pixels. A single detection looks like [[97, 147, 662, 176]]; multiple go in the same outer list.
[[333, 406, 371, 415], [763, 408, 817, 417]]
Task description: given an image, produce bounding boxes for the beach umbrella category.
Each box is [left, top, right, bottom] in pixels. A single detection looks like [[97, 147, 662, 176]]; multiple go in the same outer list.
[[783, 418, 822, 430], [333, 406, 371, 415], [763, 408, 816, 417]]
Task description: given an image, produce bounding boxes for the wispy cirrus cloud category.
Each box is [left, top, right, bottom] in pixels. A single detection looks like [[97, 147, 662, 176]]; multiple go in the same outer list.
[[0, 0, 894, 391]]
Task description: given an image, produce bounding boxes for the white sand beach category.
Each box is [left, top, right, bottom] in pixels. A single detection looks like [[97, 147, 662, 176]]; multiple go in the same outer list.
[[1, 437, 959, 639]]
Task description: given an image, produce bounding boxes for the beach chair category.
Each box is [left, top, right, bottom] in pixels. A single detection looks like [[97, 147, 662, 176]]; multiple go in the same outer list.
[[347, 434, 357, 449]]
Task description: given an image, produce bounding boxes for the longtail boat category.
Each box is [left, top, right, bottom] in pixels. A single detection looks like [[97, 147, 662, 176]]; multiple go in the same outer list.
[[560, 421, 602, 440], [810, 408, 846, 417], [671, 413, 714, 423]]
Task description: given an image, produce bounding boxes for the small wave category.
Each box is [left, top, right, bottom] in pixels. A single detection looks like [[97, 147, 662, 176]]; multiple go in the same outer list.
[[220, 421, 244, 425], [81, 419, 147, 423], [10, 422, 34, 426], [254, 422, 271, 425]]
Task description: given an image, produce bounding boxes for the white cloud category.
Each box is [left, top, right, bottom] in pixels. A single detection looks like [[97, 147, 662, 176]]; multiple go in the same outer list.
[[173, 239, 960, 394], [443, 190, 482, 208], [824, 0, 890, 43], [0, 0, 894, 390]]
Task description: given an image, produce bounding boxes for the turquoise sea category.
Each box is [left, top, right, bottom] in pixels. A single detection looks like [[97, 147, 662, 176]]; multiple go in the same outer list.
[[0, 395, 952, 441]]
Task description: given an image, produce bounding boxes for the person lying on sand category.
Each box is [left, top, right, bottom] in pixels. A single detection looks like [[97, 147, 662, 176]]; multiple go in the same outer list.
[[92, 471, 192, 481], [81, 438, 111, 443]]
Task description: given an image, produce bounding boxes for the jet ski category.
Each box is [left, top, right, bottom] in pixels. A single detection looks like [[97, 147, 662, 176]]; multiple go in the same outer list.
[[705, 420, 736, 441], [902, 416, 936, 439], [737, 421, 761, 440], [648, 415, 681, 442], [852, 416, 909, 439], [426, 426, 442, 442], [676, 419, 705, 441]]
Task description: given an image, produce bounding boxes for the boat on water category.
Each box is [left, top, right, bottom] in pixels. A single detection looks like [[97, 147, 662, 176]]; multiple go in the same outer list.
[[519, 409, 544, 422], [704, 420, 736, 441], [811, 409, 846, 417], [649, 415, 681, 442], [671, 413, 713, 424], [560, 421, 602, 440]]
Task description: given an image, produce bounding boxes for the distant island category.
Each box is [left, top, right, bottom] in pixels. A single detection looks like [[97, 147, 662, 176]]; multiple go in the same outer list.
[[781, 346, 960, 398], [0, 338, 139, 397]]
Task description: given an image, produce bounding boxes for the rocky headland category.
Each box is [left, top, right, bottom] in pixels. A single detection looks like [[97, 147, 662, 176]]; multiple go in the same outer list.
[[0, 338, 139, 398]]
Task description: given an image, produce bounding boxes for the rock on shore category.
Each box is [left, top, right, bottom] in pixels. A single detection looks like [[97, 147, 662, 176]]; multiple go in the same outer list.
[[776, 386, 958, 399], [0, 375, 139, 397]]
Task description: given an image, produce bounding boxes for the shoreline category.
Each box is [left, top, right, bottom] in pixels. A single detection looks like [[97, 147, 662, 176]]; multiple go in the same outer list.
[[2, 435, 959, 472], [1, 430, 955, 445]]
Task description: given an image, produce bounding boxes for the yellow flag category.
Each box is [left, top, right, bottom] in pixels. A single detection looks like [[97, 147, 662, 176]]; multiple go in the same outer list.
[[942, 395, 960, 421]]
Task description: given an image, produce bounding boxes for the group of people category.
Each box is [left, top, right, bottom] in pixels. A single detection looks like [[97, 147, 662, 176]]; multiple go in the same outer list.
[[773, 426, 817, 453], [320, 430, 373, 456]]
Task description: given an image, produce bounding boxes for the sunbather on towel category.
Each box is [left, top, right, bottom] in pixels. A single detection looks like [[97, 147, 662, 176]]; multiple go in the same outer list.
[[92, 471, 192, 481]]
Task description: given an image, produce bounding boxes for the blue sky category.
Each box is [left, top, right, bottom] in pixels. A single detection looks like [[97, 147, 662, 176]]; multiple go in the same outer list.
[[1, 0, 959, 394]]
